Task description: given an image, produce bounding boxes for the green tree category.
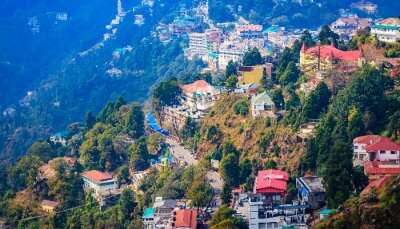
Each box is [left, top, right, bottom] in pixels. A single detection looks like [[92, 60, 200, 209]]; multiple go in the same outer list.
[[302, 82, 331, 120], [220, 153, 240, 188], [221, 182, 232, 204], [27, 141, 54, 162], [243, 48, 263, 66], [264, 160, 277, 169], [233, 99, 249, 116], [129, 138, 149, 171], [85, 112, 96, 129], [117, 165, 130, 186], [7, 155, 42, 191], [239, 159, 252, 184], [324, 140, 353, 208], [271, 88, 285, 110], [225, 61, 238, 79], [318, 25, 339, 46], [210, 205, 247, 229], [187, 174, 213, 208], [119, 189, 136, 221], [152, 78, 182, 110], [125, 103, 145, 139], [225, 75, 238, 89], [279, 61, 299, 86]]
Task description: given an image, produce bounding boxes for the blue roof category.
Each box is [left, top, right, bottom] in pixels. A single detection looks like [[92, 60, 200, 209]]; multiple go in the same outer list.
[[143, 207, 155, 218], [320, 209, 335, 215], [264, 25, 280, 33]]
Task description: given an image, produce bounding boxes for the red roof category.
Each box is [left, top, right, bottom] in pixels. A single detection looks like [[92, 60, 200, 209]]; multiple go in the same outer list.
[[354, 135, 400, 152], [174, 209, 197, 229], [361, 176, 391, 196], [82, 170, 113, 183], [302, 44, 362, 62], [254, 169, 289, 194], [180, 80, 217, 95], [364, 161, 400, 176]]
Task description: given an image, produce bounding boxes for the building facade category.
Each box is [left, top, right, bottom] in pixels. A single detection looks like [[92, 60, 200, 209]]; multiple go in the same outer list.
[[371, 18, 400, 43], [353, 135, 400, 166], [300, 44, 364, 77], [296, 176, 326, 210], [251, 92, 276, 118], [81, 170, 118, 201], [253, 169, 289, 205]]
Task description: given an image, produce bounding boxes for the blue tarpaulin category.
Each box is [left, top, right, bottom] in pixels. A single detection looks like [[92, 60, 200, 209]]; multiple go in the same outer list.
[[146, 113, 169, 136]]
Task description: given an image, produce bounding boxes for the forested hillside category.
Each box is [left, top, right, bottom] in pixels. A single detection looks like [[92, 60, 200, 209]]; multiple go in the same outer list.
[[0, 0, 204, 162], [209, 0, 400, 27]]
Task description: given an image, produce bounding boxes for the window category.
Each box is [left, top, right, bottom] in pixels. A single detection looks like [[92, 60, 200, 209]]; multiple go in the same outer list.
[[380, 150, 386, 154], [354, 145, 358, 150], [391, 151, 397, 155]]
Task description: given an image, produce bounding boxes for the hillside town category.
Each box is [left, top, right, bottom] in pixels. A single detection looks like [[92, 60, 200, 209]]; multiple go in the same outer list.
[[1, 0, 400, 229]]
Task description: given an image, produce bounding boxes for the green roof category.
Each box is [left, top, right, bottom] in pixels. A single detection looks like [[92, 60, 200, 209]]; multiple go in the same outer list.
[[252, 92, 274, 106], [320, 209, 335, 215], [143, 207, 155, 218], [372, 24, 400, 31]]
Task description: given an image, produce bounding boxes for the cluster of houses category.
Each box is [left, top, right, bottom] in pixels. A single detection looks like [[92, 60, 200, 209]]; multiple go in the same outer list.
[[352, 135, 400, 180], [232, 169, 328, 229], [185, 23, 306, 72], [143, 197, 198, 229]]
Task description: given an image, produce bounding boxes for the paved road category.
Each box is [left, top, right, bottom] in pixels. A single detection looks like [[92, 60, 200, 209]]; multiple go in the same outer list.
[[166, 137, 222, 210], [166, 138, 198, 166]]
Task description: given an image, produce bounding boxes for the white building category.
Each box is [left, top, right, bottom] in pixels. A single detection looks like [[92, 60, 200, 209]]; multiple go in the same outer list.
[[353, 135, 400, 167], [251, 92, 276, 118], [180, 80, 220, 115], [242, 194, 309, 229], [371, 18, 400, 43], [187, 32, 208, 61], [218, 46, 245, 70], [330, 16, 371, 40], [82, 170, 118, 202]]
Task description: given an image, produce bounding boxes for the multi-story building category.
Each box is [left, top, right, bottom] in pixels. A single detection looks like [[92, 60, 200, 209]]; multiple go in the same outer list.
[[296, 176, 326, 210], [253, 169, 289, 205], [300, 44, 364, 76], [187, 32, 208, 61], [353, 135, 400, 166], [143, 197, 178, 229], [330, 16, 371, 41], [218, 46, 245, 70], [236, 24, 263, 40], [371, 18, 400, 43], [81, 170, 118, 202], [247, 194, 309, 229]]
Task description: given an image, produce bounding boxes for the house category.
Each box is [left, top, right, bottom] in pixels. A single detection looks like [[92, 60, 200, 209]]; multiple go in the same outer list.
[[41, 200, 60, 213], [352, 135, 400, 166], [296, 176, 326, 209], [251, 92, 276, 118], [180, 80, 220, 114], [330, 16, 371, 40], [143, 207, 156, 229], [171, 209, 197, 229], [253, 169, 289, 205], [371, 18, 400, 43], [300, 44, 364, 76], [238, 64, 273, 86], [49, 131, 69, 146], [364, 161, 400, 180], [81, 170, 118, 201], [151, 197, 177, 228]]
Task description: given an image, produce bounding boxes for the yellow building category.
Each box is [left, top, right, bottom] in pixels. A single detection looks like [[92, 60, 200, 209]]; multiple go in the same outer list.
[[238, 64, 272, 86], [300, 44, 363, 76]]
